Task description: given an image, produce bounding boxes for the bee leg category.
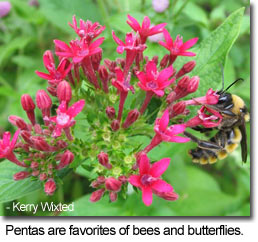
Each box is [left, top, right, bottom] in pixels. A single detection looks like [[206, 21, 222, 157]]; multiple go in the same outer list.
[[184, 131, 222, 150], [191, 126, 213, 133]]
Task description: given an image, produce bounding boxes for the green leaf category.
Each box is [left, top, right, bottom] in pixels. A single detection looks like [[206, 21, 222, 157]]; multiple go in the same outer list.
[[0, 161, 41, 203], [38, 0, 101, 34], [175, 7, 245, 97]]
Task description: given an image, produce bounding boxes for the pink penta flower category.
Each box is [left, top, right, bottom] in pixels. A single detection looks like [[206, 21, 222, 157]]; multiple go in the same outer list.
[[129, 153, 176, 206], [112, 67, 134, 93], [69, 15, 105, 42], [54, 37, 104, 64], [184, 88, 220, 106], [143, 109, 190, 153], [136, 60, 175, 97], [49, 100, 85, 137], [185, 106, 223, 128], [126, 15, 167, 44], [0, 129, 26, 167], [159, 29, 198, 59], [35, 50, 72, 85]]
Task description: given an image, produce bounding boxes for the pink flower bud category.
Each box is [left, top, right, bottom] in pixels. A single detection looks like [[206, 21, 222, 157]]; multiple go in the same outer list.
[[32, 170, 40, 177], [31, 161, 39, 169], [36, 90, 52, 118], [116, 58, 125, 68], [13, 171, 30, 181], [57, 80, 72, 104], [111, 119, 120, 131], [91, 51, 102, 71], [106, 106, 116, 120], [104, 59, 117, 72], [99, 65, 109, 93], [39, 173, 47, 181], [47, 86, 57, 96], [31, 136, 52, 152], [160, 54, 170, 68], [109, 191, 118, 202], [187, 76, 199, 93], [152, 0, 169, 13], [122, 109, 140, 129], [8, 115, 28, 130], [97, 176, 106, 184], [56, 150, 74, 170], [166, 91, 176, 104], [152, 56, 159, 65], [90, 188, 105, 202], [176, 61, 196, 79], [21, 94, 36, 124], [105, 177, 122, 192], [34, 124, 42, 134], [170, 101, 186, 118], [97, 152, 112, 169], [21, 94, 35, 111], [91, 180, 99, 188], [56, 140, 68, 149], [44, 179, 56, 196], [20, 130, 32, 144], [118, 175, 127, 184], [154, 191, 179, 201]]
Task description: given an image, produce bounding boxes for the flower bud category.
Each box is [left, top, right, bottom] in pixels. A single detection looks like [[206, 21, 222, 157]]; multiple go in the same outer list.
[[47, 86, 57, 97], [56, 140, 68, 149], [160, 54, 170, 68], [106, 106, 116, 120], [36, 90, 52, 118], [13, 171, 30, 181], [57, 80, 72, 104], [118, 175, 127, 184], [40, 173, 47, 181], [91, 180, 99, 188], [31, 136, 52, 152], [154, 191, 179, 201], [176, 61, 196, 79], [166, 91, 176, 104], [111, 119, 120, 131], [104, 59, 117, 72], [44, 179, 56, 196], [109, 191, 118, 202], [187, 76, 199, 93], [0, 1, 11, 18], [20, 130, 32, 144], [105, 177, 122, 192], [56, 150, 74, 170], [21, 94, 35, 111], [90, 188, 105, 202], [170, 101, 186, 118], [122, 109, 140, 129], [34, 124, 42, 134], [8, 115, 28, 130], [97, 176, 106, 184], [97, 151, 112, 169], [91, 51, 102, 71], [99, 65, 109, 93], [116, 58, 125, 69], [31, 161, 39, 169], [152, 56, 159, 65], [32, 170, 40, 177]]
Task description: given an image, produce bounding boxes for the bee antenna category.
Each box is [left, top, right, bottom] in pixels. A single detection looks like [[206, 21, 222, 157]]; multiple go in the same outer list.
[[223, 78, 244, 93]]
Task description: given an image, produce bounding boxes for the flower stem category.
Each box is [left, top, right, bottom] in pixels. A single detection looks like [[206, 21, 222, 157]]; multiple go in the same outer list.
[[143, 135, 162, 153], [117, 91, 128, 121], [83, 56, 100, 89], [140, 91, 154, 115]]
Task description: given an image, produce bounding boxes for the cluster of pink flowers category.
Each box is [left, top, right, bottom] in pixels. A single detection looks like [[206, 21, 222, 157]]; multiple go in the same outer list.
[[0, 14, 222, 206]]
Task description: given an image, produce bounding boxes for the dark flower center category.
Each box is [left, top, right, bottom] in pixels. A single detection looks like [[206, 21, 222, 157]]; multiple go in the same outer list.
[[147, 81, 158, 89], [141, 174, 155, 186]]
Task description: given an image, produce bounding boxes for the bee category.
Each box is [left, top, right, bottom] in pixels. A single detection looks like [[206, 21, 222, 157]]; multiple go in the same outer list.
[[184, 78, 250, 165]]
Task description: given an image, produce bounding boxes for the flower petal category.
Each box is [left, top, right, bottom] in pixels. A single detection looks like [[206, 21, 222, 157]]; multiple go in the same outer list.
[[149, 23, 167, 35], [127, 14, 140, 32], [153, 89, 164, 97], [157, 65, 174, 82], [129, 175, 141, 187], [112, 31, 124, 46], [167, 135, 190, 143], [54, 39, 71, 52], [142, 187, 153, 206], [142, 16, 151, 29], [151, 180, 173, 193], [67, 100, 85, 118], [163, 29, 173, 47], [10, 129, 20, 149], [158, 109, 169, 132], [181, 37, 198, 50], [35, 71, 52, 80], [179, 51, 196, 57], [150, 158, 170, 177], [139, 153, 150, 175]]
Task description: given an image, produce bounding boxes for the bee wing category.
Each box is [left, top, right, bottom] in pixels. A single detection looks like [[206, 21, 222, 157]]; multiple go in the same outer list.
[[239, 119, 248, 163]]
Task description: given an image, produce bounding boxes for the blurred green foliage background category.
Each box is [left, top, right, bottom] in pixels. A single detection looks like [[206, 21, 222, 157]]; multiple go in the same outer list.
[[0, 0, 250, 216]]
